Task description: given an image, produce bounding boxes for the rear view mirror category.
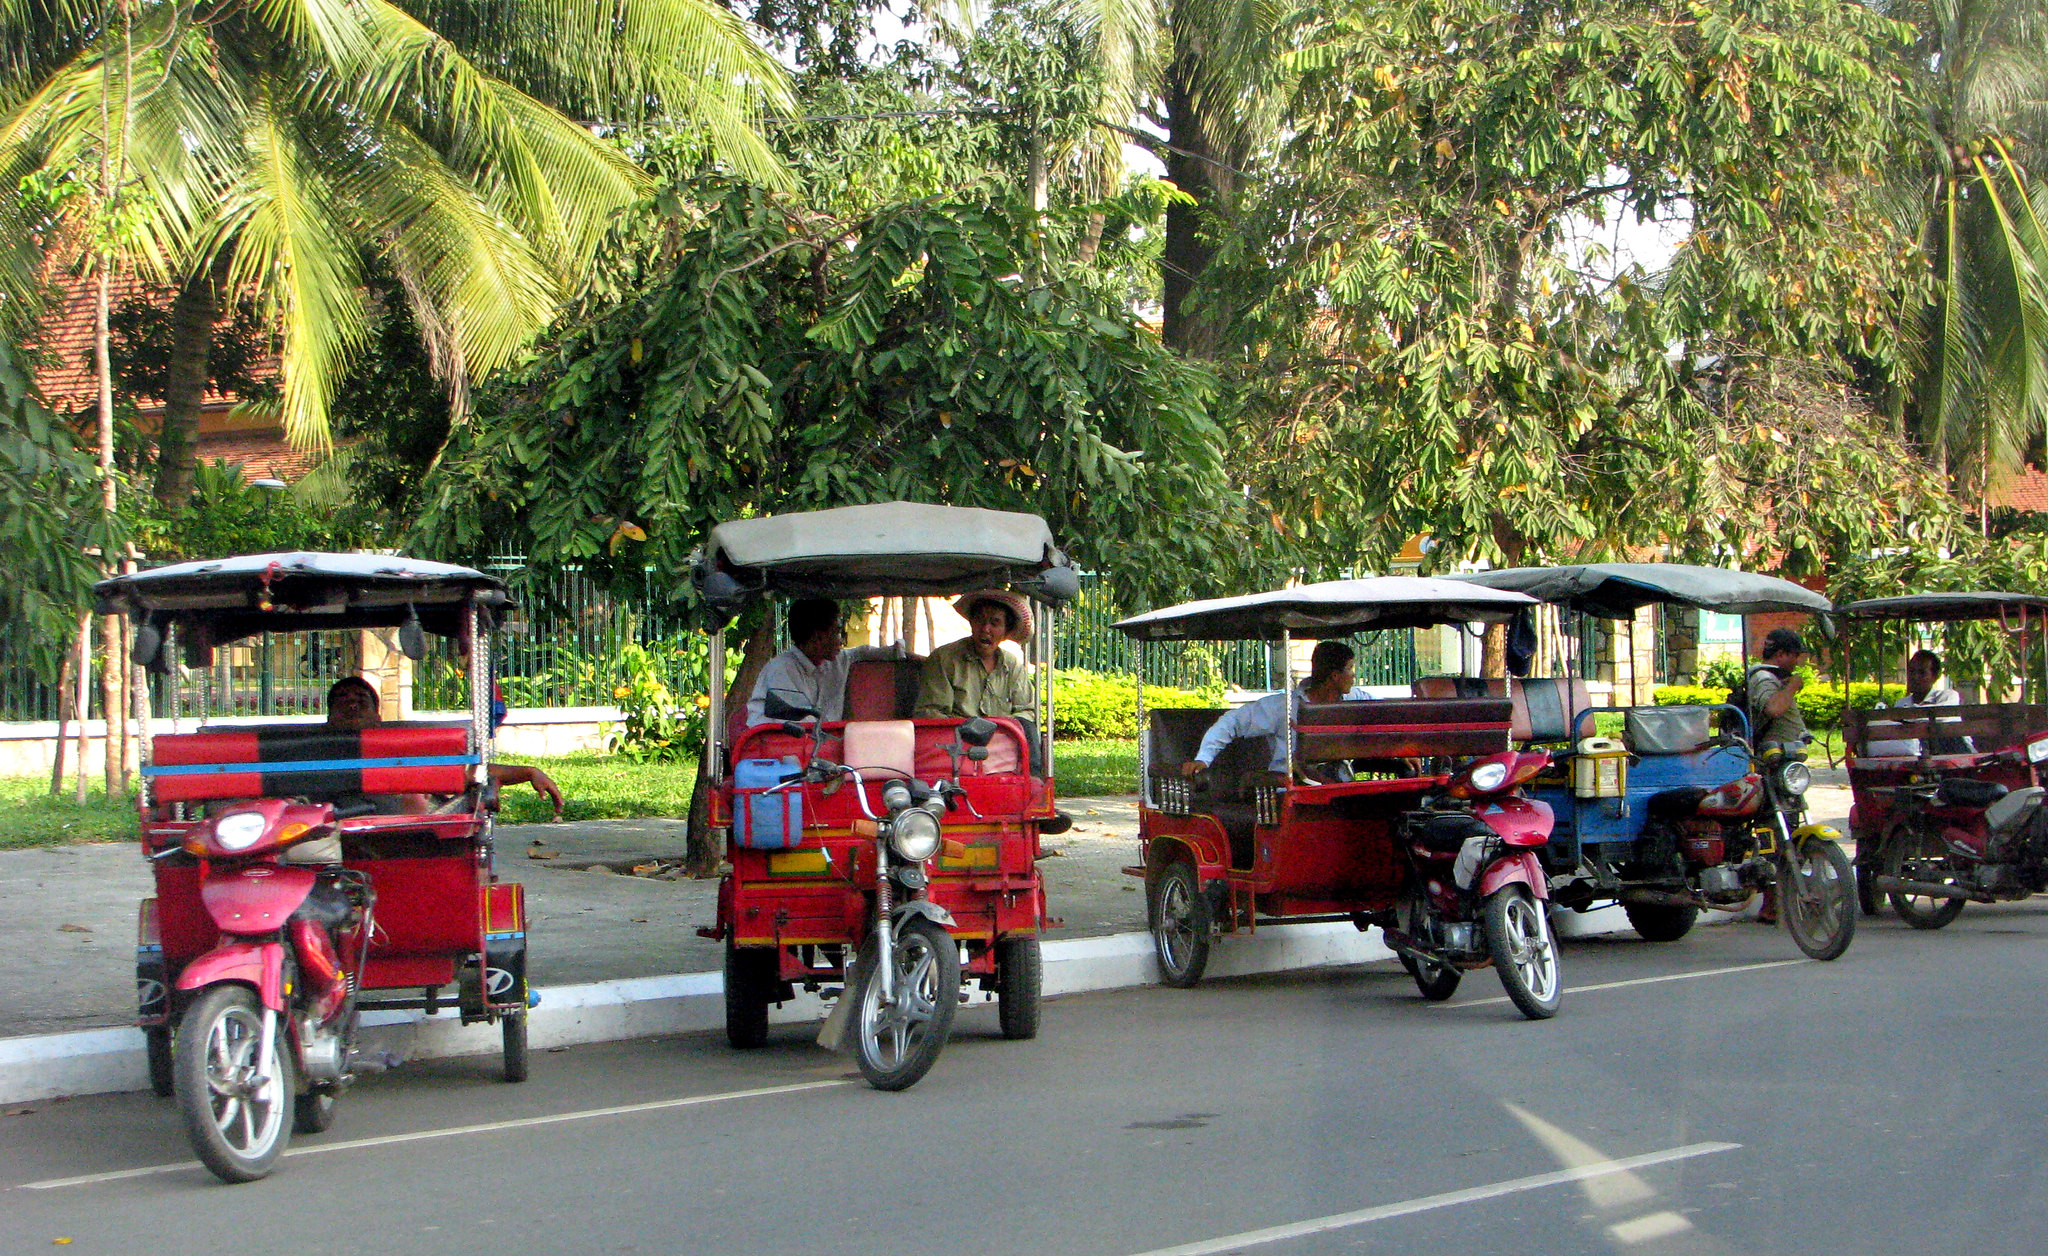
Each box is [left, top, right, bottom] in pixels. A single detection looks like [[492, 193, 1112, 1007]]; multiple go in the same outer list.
[[697, 569, 747, 630], [1016, 566, 1081, 607], [957, 717, 997, 748], [398, 604, 427, 661], [130, 618, 163, 668], [763, 692, 819, 722]]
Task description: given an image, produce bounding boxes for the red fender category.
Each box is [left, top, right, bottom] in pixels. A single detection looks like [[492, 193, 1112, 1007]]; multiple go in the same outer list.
[[174, 940, 287, 1011], [1478, 850, 1550, 901], [1474, 795, 1552, 848]]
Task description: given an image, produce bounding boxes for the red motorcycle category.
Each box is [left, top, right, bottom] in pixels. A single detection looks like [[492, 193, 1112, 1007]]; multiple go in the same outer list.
[[158, 798, 373, 1181]]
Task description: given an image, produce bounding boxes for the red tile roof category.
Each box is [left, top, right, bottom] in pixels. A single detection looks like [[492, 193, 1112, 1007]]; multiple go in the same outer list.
[[1990, 466, 2048, 513]]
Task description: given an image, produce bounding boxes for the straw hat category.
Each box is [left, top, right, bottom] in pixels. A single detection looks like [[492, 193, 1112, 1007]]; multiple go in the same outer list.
[[954, 590, 1034, 644]]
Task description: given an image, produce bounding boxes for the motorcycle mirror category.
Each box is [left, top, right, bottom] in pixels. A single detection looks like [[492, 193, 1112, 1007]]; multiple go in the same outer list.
[[130, 618, 162, 668], [697, 570, 747, 630], [957, 716, 997, 748], [762, 693, 819, 722], [1015, 566, 1081, 607], [778, 721, 807, 737], [398, 604, 427, 661], [1814, 612, 1838, 642], [967, 746, 988, 762]]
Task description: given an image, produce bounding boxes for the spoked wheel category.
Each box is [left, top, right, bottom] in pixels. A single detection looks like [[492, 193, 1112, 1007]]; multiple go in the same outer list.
[[723, 942, 777, 1049], [174, 985, 293, 1183], [1399, 953, 1462, 1001], [1883, 824, 1966, 931], [145, 1027, 175, 1098], [1622, 901, 1699, 943], [1783, 836, 1858, 958], [994, 936, 1042, 1040], [1149, 860, 1211, 989], [852, 917, 960, 1091], [1484, 888, 1561, 1020]]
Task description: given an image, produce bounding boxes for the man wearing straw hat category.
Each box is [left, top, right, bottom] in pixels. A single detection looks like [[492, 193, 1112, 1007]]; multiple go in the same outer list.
[[915, 590, 1039, 724]]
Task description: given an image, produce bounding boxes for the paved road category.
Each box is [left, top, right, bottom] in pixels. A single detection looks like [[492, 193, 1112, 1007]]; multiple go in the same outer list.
[[3, 889, 2039, 1256]]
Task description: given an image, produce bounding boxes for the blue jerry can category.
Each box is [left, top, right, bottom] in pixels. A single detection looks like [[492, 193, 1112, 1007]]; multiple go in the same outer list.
[[734, 756, 803, 849]]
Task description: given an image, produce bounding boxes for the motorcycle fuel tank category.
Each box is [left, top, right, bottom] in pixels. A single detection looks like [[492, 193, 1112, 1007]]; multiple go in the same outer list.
[[200, 864, 317, 936]]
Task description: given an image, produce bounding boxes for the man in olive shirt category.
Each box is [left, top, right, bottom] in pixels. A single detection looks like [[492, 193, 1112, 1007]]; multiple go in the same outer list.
[[1746, 627, 1809, 746], [915, 591, 1038, 721]]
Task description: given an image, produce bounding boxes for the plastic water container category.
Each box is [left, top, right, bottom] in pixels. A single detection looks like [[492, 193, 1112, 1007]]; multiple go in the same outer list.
[[734, 756, 803, 849], [1572, 737, 1628, 799]]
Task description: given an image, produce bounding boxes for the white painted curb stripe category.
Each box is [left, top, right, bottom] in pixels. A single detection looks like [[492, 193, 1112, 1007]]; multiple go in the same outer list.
[[1118, 1141, 1742, 1256], [0, 922, 1394, 1105]]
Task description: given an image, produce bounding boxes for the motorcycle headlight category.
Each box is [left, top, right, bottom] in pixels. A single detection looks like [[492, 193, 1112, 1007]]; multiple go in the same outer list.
[[1778, 761, 1812, 796], [1467, 761, 1509, 793], [889, 807, 942, 863], [213, 810, 268, 851], [2028, 737, 2048, 765]]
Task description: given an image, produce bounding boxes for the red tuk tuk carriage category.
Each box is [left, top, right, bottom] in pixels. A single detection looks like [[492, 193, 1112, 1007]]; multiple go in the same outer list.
[[1837, 592, 2048, 925], [1115, 577, 1569, 1019], [99, 553, 529, 1182], [689, 503, 1079, 1089]]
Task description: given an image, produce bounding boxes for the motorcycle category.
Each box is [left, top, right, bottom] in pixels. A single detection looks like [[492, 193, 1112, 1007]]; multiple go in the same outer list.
[[761, 698, 997, 1090], [158, 798, 372, 1182], [1864, 742, 2048, 928], [1386, 749, 1562, 1019]]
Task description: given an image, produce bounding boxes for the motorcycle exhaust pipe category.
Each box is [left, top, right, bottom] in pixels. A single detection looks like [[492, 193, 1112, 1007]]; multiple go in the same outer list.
[[1870, 875, 1981, 902]]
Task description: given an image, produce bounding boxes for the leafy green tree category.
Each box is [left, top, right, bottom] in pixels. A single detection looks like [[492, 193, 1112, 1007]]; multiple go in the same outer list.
[[0, 0, 795, 501], [1220, 0, 1959, 584], [0, 336, 122, 676], [414, 177, 1233, 605], [1879, 1, 2048, 501]]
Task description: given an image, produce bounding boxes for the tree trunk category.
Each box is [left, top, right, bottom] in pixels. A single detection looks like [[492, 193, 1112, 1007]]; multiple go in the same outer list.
[[1078, 210, 1107, 267], [49, 644, 74, 796], [73, 613, 91, 804], [1160, 68, 1233, 359], [94, 267, 124, 795], [684, 619, 778, 877], [153, 259, 223, 505]]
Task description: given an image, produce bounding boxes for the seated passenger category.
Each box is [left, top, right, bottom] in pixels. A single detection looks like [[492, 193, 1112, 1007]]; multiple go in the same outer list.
[[1866, 649, 1973, 756], [1179, 641, 1359, 786], [747, 598, 899, 725], [326, 677, 563, 819], [914, 591, 1038, 722]]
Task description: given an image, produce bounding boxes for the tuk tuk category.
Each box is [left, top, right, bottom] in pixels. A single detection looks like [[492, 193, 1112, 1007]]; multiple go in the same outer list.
[[98, 552, 528, 1182], [1453, 564, 1856, 961], [1115, 577, 1570, 1019], [690, 503, 1079, 1089], [1835, 592, 2048, 926]]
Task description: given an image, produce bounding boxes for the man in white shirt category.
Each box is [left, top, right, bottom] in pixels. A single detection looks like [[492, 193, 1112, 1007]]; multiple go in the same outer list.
[[746, 599, 897, 724], [1179, 641, 1359, 784], [1866, 649, 1971, 756]]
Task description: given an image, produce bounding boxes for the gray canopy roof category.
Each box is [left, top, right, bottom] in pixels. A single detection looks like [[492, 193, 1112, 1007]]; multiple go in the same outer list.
[[93, 552, 508, 642], [1112, 577, 1538, 641], [693, 503, 1070, 602], [1837, 591, 2048, 624], [1451, 563, 1830, 618]]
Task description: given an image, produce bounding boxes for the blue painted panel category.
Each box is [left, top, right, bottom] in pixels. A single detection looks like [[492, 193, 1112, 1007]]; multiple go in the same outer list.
[[1542, 746, 1751, 852]]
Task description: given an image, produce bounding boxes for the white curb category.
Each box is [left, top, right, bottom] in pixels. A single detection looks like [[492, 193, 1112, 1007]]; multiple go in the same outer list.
[[0, 923, 1396, 1105]]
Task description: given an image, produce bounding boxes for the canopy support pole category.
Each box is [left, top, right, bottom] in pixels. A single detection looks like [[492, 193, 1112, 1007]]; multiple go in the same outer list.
[[1135, 641, 1147, 806], [708, 625, 727, 773], [1282, 630, 1296, 783]]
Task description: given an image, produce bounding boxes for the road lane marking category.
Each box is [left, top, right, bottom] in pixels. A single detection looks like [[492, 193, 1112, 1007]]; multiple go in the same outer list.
[[1446, 958, 1810, 1007], [1118, 1141, 1740, 1256], [14, 1078, 853, 1190]]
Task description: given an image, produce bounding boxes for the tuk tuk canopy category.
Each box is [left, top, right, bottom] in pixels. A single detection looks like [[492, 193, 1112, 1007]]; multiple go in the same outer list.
[[93, 551, 509, 646], [692, 503, 1073, 605], [1836, 591, 2048, 624], [1111, 577, 1537, 641], [1451, 563, 1831, 619]]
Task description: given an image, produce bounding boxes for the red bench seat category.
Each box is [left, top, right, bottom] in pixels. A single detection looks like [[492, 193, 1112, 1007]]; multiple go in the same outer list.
[[147, 725, 474, 802]]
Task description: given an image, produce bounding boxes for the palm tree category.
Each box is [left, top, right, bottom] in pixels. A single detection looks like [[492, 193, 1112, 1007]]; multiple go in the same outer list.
[[1889, 0, 2048, 504], [0, 0, 793, 500]]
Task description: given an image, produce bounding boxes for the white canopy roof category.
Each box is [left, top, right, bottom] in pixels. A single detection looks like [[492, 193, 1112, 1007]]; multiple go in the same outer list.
[[695, 503, 1068, 601], [1113, 577, 1537, 641]]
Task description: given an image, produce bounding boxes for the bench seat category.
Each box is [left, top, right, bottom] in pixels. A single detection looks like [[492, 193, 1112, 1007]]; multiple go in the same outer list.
[[147, 724, 474, 802]]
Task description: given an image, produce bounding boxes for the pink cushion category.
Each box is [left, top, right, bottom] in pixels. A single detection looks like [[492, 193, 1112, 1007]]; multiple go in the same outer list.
[[842, 720, 917, 780]]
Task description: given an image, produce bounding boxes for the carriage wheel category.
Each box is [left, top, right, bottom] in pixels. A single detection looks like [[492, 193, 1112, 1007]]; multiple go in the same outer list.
[[1883, 823, 1966, 930], [995, 937, 1042, 1040], [723, 942, 777, 1049], [1149, 860, 1211, 989]]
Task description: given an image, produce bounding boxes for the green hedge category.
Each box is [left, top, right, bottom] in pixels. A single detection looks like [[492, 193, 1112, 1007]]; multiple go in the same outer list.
[[1652, 680, 1904, 729], [1054, 669, 1219, 740]]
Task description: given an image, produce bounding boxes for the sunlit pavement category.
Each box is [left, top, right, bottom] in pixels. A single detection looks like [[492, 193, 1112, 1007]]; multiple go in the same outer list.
[[4, 894, 2043, 1256]]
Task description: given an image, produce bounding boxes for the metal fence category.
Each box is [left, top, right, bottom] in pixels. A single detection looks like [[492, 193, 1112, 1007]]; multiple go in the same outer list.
[[2, 563, 1428, 723]]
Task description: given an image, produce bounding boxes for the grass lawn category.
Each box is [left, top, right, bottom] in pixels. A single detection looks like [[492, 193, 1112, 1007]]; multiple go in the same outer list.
[[1054, 739, 1140, 797], [2, 742, 1148, 850], [0, 777, 134, 849]]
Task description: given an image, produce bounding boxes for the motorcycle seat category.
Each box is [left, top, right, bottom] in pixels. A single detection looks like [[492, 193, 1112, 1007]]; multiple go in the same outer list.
[[1937, 778, 2008, 809], [1645, 786, 1709, 822]]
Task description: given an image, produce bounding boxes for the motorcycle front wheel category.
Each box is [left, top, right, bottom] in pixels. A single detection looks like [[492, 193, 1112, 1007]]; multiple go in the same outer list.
[[1484, 888, 1560, 1019], [175, 985, 294, 1182], [1783, 836, 1858, 959], [1882, 823, 1966, 931], [852, 917, 960, 1091]]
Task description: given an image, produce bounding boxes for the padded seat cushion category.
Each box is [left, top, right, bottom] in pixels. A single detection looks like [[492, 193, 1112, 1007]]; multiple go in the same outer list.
[[842, 720, 917, 780], [1938, 777, 2008, 808], [149, 725, 472, 802]]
